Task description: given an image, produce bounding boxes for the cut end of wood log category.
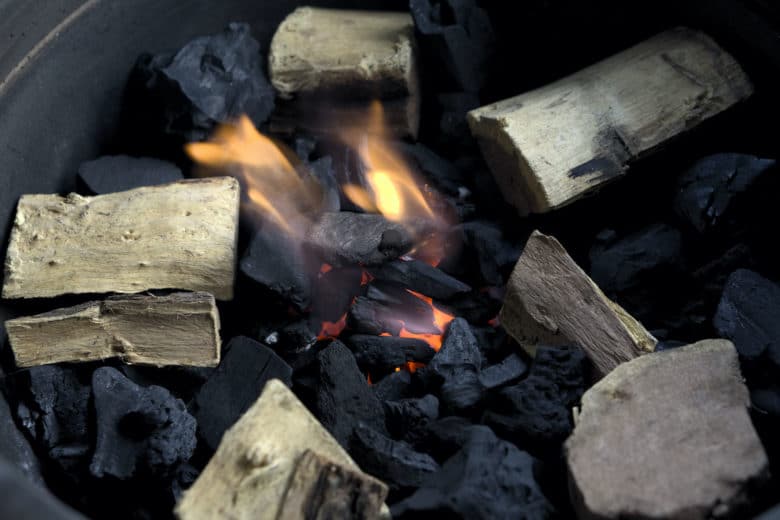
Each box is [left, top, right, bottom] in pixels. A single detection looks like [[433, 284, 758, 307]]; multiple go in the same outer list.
[[468, 27, 753, 215], [500, 230, 656, 377], [2, 177, 240, 300], [268, 7, 420, 138], [5, 292, 221, 368], [176, 379, 388, 520]]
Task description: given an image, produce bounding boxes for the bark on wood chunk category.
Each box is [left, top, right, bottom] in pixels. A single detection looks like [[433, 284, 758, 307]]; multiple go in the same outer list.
[[269, 7, 420, 138], [566, 340, 769, 519], [5, 292, 221, 368], [278, 449, 388, 520], [501, 231, 656, 377], [3, 177, 239, 300], [468, 27, 753, 215], [176, 379, 386, 520]]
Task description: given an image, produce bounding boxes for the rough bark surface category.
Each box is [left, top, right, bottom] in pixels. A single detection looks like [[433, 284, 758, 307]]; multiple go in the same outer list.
[[3, 177, 239, 300], [468, 27, 753, 214], [5, 292, 221, 368]]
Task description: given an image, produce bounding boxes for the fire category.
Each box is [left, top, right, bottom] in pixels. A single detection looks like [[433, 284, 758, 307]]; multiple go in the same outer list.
[[185, 115, 322, 237], [379, 289, 455, 353], [318, 313, 347, 340]]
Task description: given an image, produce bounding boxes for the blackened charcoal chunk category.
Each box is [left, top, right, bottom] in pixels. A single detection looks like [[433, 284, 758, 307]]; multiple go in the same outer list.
[[384, 395, 439, 444], [125, 23, 274, 147], [369, 259, 471, 301], [346, 335, 435, 374], [0, 385, 42, 485], [410, 0, 495, 92], [348, 296, 403, 336], [436, 92, 480, 148], [675, 153, 776, 233], [308, 156, 341, 213], [589, 224, 684, 318], [484, 346, 587, 452], [310, 266, 363, 324], [413, 415, 480, 463], [714, 269, 780, 366], [191, 336, 292, 450], [241, 230, 313, 312], [0, 459, 84, 520], [392, 426, 553, 519], [443, 221, 520, 286], [313, 342, 387, 448], [479, 353, 527, 390], [373, 370, 413, 402], [351, 424, 440, 492], [396, 142, 468, 196], [78, 155, 183, 194], [429, 318, 483, 412], [91, 367, 196, 480], [272, 321, 318, 356], [365, 282, 438, 334], [17, 365, 91, 470], [294, 135, 318, 161]]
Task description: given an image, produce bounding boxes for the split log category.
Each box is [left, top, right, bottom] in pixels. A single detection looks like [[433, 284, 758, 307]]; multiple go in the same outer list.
[[278, 450, 388, 520], [268, 7, 420, 138], [2, 177, 239, 300], [501, 231, 656, 377], [468, 27, 753, 215], [5, 292, 220, 368], [176, 379, 389, 520]]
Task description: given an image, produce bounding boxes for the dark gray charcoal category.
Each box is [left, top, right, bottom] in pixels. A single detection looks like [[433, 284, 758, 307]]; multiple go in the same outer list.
[[192, 336, 292, 450], [272, 321, 318, 356], [294, 135, 317, 160], [350, 424, 440, 492], [429, 318, 483, 412], [410, 0, 495, 92], [345, 335, 435, 374], [714, 269, 780, 366], [78, 155, 183, 194], [307, 156, 341, 213], [90, 367, 196, 480], [372, 370, 413, 402], [589, 224, 684, 318], [365, 282, 439, 334], [348, 296, 403, 336], [313, 342, 387, 448], [240, 229, 313, 312], [384, 394, 439, 445], [478, 353, 528, 390], [484, 346, 587, 451], [310, 265, 363, 323], [443, 221, 520, 286], [396, 142, 467, 196], [413, 416, 480, 463], [675, 153, 775, 233], [16, 365, 91, 471], [306, 212, 413, 267], [369, 259, 471, 300], [0, 379, 42, 485], [392, 426, 553, 519], [124, 23, 274, 147], [436, 92, 481, 149], [0, 459, 85, 520]]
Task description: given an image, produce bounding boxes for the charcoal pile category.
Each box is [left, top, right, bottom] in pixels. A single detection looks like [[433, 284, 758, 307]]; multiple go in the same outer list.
[[1, 1, 780, 519]]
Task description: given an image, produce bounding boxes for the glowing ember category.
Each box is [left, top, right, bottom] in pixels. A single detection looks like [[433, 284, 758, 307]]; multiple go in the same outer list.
[[317, 313, 348, 341]]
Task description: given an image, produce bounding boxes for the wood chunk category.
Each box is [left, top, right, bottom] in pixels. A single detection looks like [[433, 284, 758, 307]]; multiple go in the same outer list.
[[278, 450, 388, 520], [176, 379, 387, 520], [3, 177, 239, 300], [5, 292, 221, 368], [501, 231, 656, 377], [468, 27, 753, 215], [268, 7, 420, 138]]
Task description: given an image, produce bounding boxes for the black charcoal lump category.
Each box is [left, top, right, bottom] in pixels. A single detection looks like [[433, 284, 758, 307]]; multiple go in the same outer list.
[[714, 269, 780, 366], [90, 367, 196, 480], [429, 318, 483, 411], [125, 23, 274, 146], [0, 459, 85, 520], [674, 153, 776, 233], [191, 336, 292, 450], [369, 258, 471, 300], [0, 380, 42, 485], [384, 394, 440, 444], [346, 335, 435, 374], [392, 426, 554, 519], [78, 155, 183, 194]]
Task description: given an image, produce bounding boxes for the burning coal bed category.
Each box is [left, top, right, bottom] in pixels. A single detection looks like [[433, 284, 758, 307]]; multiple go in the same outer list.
[[2, 2, 780, 520]]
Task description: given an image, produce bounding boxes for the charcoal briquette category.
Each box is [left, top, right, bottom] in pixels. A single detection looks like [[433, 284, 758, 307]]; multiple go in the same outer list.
[[345, 335, 435, 374], [372, 370, 413, 402], [369, 259, 471, 301], [78, 155, 183, 195], [384, 394, 440, 444], [478, 353, 528, 390]]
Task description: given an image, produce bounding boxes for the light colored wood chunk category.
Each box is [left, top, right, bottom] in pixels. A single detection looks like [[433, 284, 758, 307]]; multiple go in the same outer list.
[[501, 231, 656, 377], [468, 27, 753, 215], [269, 7, 420, 138], [278, 449, 388, 520], [5, 292, 221, 368], [176, 379, 387, 520], [2, 177, 239, 300]]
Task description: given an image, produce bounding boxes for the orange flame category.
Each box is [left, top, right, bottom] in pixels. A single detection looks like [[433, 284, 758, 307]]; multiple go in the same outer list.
[[318, 313, 348, 341]]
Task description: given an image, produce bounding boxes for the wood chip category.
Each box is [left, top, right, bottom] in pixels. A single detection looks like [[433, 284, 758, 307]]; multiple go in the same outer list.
[[5, 292, 220, 368], [176, 379, 388, 520], [2, 177, 239, 300], [501, 231, 656, 377], [468, 27, 753, 215]]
